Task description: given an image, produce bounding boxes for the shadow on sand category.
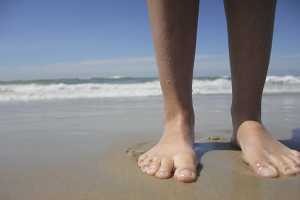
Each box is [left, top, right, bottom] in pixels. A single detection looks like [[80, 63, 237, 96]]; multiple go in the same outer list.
[[193, 128, 300, 175], [126, 128, 300, 179]]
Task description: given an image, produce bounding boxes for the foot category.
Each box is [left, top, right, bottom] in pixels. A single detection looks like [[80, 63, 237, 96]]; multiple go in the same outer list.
[[137, 115, 198, 183], [236, 121, 300, 178]]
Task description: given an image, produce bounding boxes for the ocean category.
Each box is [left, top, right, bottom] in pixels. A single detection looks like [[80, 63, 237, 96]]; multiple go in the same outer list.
[[0, 75, 300, 102]]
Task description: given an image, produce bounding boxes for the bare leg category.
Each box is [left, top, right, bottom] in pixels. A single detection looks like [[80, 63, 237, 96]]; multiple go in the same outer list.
[[224, 0, 300, 177], [137, 0, 199, 182]]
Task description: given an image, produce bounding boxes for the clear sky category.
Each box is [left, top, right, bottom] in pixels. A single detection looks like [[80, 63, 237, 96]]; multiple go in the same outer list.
[[0, 0, 299, 80]]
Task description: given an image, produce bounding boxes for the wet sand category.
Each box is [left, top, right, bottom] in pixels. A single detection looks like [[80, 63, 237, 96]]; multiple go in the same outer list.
[[0, 94, 300, 200]]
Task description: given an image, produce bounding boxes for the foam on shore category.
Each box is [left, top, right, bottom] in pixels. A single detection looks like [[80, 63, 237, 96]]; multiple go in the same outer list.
[[0, 76, 299, 102]]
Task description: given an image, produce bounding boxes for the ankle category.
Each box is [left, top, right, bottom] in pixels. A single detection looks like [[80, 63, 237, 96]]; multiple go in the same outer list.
[[235, 120, 267, 147], [165, 109, 194, 128], [231, 105, 261, 132], [231, 105, 262, 145], [163, 110, 195, 142]]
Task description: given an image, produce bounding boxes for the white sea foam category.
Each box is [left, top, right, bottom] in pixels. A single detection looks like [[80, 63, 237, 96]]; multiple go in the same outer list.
[[0, 76, 299, 102]]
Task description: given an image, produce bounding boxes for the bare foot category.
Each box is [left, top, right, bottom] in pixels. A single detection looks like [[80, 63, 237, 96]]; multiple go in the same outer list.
[[137, 115, 198, 183], [236, 121, 300, 177]]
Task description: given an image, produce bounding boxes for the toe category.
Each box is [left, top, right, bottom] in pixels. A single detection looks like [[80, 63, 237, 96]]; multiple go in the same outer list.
[[155, 158, 174, 179], [290, 150, 300, 165], [138, 154, 148, 167], [291, 150, 300, 158], [145, 157, 161, 176], [140, 157, 152, 173], [174, 168, 197, 183], [282, 156, 300, 175], [271, 157, 296, 176], [173, 155, 197, 183], [252, 161, 278, 178]]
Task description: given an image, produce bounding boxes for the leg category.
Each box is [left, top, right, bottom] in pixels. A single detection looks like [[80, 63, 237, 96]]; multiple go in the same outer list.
[[224, 0, 300, 177], [137, 0, 199, 182]]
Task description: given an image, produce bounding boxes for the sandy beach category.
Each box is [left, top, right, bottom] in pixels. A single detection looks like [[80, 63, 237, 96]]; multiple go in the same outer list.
[[1, 0, 300, 198], [0, 94, 300, 200]]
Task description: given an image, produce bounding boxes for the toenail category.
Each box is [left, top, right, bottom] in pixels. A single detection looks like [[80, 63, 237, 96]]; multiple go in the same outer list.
[[149, 165, 156, 169], [178, 169, 195, 178], [147, 166, 156, 173], [147, 169, 154, 174], [143, 166, 149, 172], [256, 162, 262, 168]]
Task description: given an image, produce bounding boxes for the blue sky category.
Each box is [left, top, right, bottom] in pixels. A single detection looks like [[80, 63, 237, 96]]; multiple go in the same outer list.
[[0, 0, 299, 80]]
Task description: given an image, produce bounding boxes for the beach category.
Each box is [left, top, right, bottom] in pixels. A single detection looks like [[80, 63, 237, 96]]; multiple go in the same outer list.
[[0, 92, 300, 200], [1, 0, 300, 198]]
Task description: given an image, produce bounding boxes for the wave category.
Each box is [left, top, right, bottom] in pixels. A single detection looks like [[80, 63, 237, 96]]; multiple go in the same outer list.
[[0, 76, 299, 102]]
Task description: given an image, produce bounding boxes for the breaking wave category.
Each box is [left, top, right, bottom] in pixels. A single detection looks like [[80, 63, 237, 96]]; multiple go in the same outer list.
[[0, 76, 299, 102]]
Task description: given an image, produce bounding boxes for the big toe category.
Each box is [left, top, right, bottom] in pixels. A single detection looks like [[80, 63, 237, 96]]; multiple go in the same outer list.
[[252, 161, 278, 178], [174, 168, 197, 183], [174, 154, 197, 183]]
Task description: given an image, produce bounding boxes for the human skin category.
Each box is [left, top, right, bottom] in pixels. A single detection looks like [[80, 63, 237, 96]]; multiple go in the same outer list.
[[137, 0, 300, 182]]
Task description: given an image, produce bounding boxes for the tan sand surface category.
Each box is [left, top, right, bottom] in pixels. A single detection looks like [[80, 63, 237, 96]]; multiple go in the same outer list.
[[1, 95, 300, 200], [1, 134, 299, 200]]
